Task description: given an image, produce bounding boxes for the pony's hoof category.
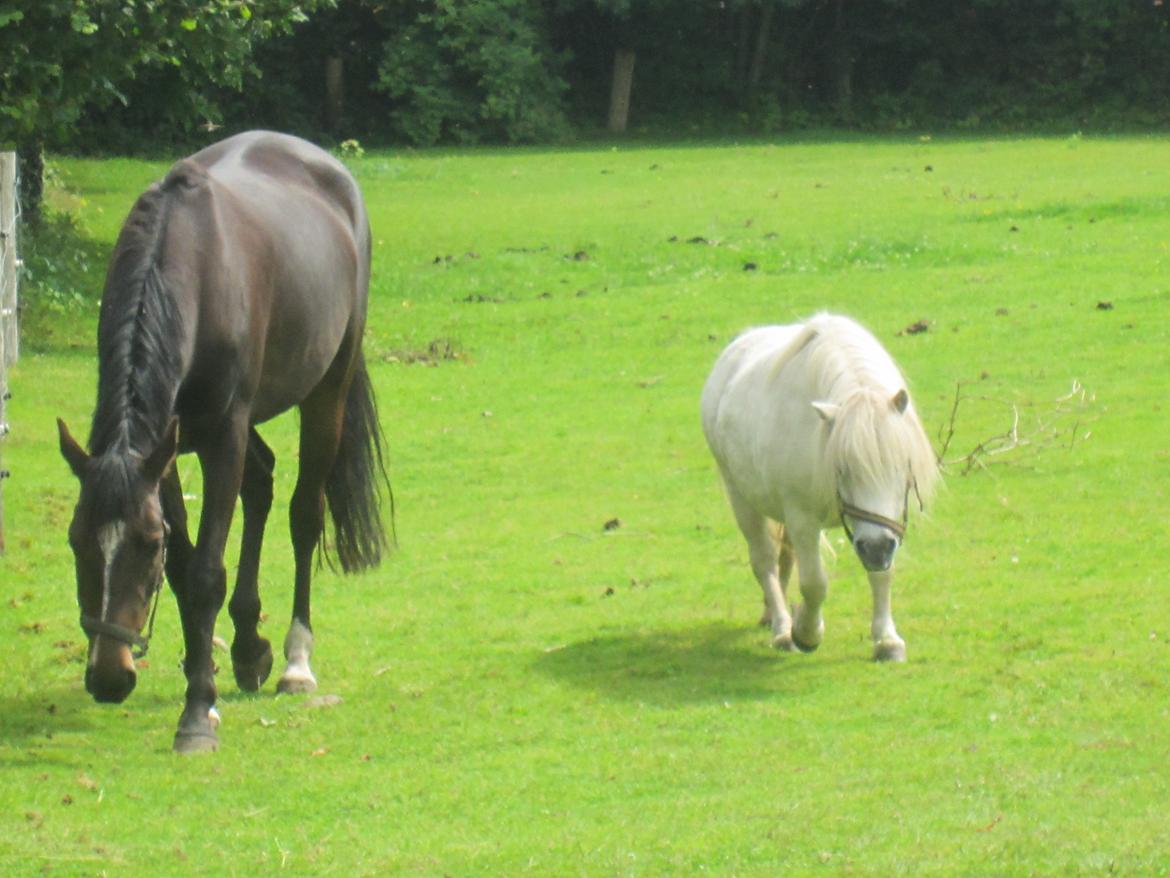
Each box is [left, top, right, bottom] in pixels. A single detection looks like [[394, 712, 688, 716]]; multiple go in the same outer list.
[[231, 638, 274, 692], [771, 632, 799, 652], [873, 639, 906, 663], [790, 633, 821, 654], [276, 669, 318, 695]]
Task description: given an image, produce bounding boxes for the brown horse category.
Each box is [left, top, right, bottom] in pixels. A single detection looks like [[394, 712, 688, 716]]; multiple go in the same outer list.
[[57, 131, 391, 753]]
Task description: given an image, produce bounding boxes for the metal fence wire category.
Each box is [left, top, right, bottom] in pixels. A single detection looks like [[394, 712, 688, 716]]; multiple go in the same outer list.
[[0, 151, 21, 554]]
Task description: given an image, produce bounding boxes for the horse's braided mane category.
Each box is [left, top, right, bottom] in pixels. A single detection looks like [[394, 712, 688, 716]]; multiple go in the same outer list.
[[88, 174, 187, 464]]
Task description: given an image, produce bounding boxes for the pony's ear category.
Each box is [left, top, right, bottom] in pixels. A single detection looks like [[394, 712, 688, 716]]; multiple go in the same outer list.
[[812, 401, 840, 423], [890, 388, 910, 414], [141, 417, 179, 484], [57, 418, 90, 479]]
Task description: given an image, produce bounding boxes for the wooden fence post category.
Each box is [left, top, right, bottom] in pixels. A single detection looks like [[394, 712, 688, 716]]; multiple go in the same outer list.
[[0, 150, 18, 554]]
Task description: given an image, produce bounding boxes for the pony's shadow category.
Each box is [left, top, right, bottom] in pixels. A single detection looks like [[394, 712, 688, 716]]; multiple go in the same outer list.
[[533, 621, 845, 705]]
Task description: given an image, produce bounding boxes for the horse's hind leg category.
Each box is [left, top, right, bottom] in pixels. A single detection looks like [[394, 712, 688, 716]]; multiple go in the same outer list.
[[867, 568, 906, 662], [278, 382, 347, 694], [228, 429, 276, 691], [725, 486, 794, 650]]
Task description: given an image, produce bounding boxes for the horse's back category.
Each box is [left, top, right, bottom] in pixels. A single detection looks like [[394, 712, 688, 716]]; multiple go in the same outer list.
[[189, 131, 365, 226], [157, 132, 372, 429]]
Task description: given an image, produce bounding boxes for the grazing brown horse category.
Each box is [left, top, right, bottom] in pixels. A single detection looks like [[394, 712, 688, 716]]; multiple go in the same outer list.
[[57, 131, 391, 753]]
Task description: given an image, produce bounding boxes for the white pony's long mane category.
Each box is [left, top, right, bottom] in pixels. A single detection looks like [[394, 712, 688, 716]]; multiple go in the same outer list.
[[784, 314, 939, 508]]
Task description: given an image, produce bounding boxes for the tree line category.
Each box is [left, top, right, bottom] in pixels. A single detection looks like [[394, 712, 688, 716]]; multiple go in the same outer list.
[[3, 0, 1170, 209]]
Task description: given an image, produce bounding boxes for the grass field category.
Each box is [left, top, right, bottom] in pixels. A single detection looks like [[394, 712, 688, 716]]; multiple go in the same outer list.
[[3, 134, 1170, 876]]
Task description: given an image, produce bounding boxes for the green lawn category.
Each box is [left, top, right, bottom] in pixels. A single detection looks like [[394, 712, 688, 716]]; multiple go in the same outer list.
[[3, 134, 1169, 876]]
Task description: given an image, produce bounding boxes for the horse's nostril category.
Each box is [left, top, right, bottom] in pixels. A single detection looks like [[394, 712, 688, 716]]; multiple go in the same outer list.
[[86, 665, 138, 704]]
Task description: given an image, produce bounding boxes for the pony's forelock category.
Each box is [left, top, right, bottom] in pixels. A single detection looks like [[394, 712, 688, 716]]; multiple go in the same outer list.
[[791, 315, 939, 509]]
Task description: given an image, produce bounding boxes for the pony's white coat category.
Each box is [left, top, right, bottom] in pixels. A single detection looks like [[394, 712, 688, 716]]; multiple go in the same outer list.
[[701, 313, 938, 660]]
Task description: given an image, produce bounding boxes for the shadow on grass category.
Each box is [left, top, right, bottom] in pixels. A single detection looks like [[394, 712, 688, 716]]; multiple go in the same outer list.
[[0, 678, 180, 762], [533, 620, 849, 705]]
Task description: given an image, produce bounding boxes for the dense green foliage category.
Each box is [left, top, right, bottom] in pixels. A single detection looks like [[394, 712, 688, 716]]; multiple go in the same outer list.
[[3, 136, 1170, 874], [0, 0, 324, 146], [6, 0, 1170, 160]]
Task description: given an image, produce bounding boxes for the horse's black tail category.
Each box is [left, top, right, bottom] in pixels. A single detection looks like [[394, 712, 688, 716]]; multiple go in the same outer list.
[[325, 351, 394, 573]]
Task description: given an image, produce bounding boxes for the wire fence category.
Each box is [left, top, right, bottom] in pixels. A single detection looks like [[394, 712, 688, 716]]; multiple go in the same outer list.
[[0, 150, 20, 554]]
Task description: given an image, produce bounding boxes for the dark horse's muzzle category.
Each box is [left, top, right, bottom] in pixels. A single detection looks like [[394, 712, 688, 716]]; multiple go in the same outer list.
[[86, 660, 137, 703], [81, 615, 155, 703]]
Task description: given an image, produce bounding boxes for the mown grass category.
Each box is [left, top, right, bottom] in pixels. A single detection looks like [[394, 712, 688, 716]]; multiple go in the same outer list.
[[3, 134, 1170, 876]]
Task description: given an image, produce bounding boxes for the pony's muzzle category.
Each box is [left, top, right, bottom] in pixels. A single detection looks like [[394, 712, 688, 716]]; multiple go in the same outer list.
[[855, 534, 898, 572]]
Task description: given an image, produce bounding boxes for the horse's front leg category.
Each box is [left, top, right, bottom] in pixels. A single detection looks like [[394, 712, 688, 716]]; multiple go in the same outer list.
[[173, 421, 249, 754], [228, 429, 276, 692], [867, 567, 906, 662], [790, 524, 828, 653]]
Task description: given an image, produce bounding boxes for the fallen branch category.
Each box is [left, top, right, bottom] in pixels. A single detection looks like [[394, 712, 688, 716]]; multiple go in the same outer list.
[[936, 380, 1095, 475]]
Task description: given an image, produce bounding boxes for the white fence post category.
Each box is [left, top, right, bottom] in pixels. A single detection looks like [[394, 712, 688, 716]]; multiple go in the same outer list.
[[0, 150, 18, 554]]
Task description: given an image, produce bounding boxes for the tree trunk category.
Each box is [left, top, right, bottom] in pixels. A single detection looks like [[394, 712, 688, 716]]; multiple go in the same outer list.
[[747, 2, 775, 95], [829, 0, 853, 118], [607, 48, 636, 133], [325, 56, 345, 134]]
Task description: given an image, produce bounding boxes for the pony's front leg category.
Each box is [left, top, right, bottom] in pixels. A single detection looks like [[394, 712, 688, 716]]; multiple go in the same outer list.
[[790, 526, 828, 653], [173, 422, 249, 753], [867, 567, 906, 662]]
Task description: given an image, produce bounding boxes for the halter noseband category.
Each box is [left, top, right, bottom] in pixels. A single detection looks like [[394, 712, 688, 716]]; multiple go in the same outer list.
[[839, 501, 907, 542], [80, 526, 168, 661], [838, 478, 919, 543]]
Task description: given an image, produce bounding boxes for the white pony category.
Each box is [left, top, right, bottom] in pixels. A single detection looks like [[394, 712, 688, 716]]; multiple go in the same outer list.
[[701, 313, 938, 661]]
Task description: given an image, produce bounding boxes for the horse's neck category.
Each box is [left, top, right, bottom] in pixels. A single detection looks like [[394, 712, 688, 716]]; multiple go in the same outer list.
[[89, 289, 184, 459]]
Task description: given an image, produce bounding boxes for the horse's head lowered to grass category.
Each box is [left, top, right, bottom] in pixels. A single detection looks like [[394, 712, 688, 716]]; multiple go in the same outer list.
[[57, 417, 177, 704]]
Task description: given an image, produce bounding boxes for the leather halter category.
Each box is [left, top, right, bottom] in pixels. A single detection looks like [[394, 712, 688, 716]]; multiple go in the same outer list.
[[838, 479, 918, 543], [839, 501, 907, 541], [80, 525, 168, 661]]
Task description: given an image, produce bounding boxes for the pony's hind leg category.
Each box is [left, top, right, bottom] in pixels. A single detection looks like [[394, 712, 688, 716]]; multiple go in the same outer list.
[[867, 568, 906, 662], [725, 488, 794, 650], [228, 429, 276, 691]]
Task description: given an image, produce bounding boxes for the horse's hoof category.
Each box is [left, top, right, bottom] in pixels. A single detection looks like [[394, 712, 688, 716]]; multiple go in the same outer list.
[[276, 670, 318, 695], [173, 723, 219, 754], [873, 639, 906, 663], [790, 632, 821, 653], [232, 638, 274, 692]]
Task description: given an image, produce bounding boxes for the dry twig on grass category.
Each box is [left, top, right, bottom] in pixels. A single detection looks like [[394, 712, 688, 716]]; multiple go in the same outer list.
[[936, 380, 1095, 475]]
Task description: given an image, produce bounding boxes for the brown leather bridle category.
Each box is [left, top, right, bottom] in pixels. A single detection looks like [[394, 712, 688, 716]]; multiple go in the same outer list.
[[838, 478, 920, 543]]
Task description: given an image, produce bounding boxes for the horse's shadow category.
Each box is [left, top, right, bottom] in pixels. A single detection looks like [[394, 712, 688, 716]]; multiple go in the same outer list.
[[532, 621, 845, 705]]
